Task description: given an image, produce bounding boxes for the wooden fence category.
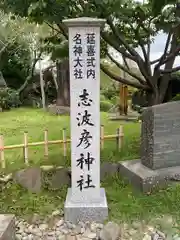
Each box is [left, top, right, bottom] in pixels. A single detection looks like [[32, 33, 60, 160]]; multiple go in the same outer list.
[[0, 125, 124, 169]]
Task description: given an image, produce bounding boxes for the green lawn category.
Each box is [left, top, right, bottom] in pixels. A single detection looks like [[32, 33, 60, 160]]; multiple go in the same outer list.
[[0, 108, 180, 226], [0, 108, 140, 171]]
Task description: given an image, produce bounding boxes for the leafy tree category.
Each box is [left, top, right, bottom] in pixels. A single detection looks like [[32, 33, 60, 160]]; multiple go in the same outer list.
[[0, 11, 40, 92], [2, 0, 180, 105]]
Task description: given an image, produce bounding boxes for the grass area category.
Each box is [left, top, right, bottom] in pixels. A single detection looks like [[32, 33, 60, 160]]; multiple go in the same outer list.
[[0, 108, 140, 172], [1, 108, 180, 224]]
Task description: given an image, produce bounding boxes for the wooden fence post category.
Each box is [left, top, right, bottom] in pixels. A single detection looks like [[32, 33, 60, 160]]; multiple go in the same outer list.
[[100, 125, 104, 150], [44, 129, 49, 158], [62, 128, 67, 157], [23, 132, 28, 165], [0, 135, 5, 169], [116, 125, 124, 151]]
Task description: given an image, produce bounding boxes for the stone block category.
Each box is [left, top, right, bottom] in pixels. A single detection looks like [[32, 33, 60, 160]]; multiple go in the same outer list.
[[0, 214, 15, 240], [47, 104, 70, 115], [64, 188, 108, 224], [42, 166, 71, 189], [14, 167, 41, 193], [100, 162, 119, 180], [119, 159, 180, 193], [141, 101, 180, 170]]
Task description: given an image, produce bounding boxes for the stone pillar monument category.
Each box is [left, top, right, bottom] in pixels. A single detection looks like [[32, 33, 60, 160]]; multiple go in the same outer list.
[[63, 17, 108, 224]]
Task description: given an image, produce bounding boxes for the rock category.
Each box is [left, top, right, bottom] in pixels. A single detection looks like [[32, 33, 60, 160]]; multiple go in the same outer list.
[[56, 219, 64, 227], [72, 225, 82, 235], [43, 167, 71, 189], [39, 223, 48, 231], [28, 213, 41, 225], [47, 104, 70, 115], [48, 216, 60, 229], [83, 229, 96, 239], [143, 234, 152, 240], [155, 230, 166, 239], [65, 222, 75, 229], [132, 221, 141, 229], [0, 173, 12, 183], [128, 228, 137, 236], [100, 163, 119, 181], [31, 227, 42, 236], [14, 167, 41, 193], [66, 235, 77, 240], [48, 231, 55, 236], [52, 210, 62, 217], [58, 236, 66, 240], [90, 222, 103, 232], [99, 222, 121, 240], [15, 233, 22, 240], [60, 227, 69, 235]]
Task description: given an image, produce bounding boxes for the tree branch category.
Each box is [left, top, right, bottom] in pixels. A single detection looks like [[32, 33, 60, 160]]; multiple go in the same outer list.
[[106, 16, 141, 58], [150, 58, 161, 65], [56, 23, 68, 40], [155, 32, 172, 68], [107, 52, 146, 85], [45, 21, 61, 34], [100, 63, 149, 90], [101, 31, 136, 62], [104, 17, 154, 87], [122, 56, 130, 70], [160, 66, 180, 74], [164, 32, 172, 57], [18, 52, 42, 94], [162, 46, 180, 65]]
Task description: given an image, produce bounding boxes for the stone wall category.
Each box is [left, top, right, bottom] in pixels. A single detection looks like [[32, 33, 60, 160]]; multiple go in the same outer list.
[[141, 101, 180, 170]]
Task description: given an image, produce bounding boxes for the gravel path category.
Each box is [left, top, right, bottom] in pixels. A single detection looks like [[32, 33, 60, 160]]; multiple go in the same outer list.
[[15, 211, 180, 240]]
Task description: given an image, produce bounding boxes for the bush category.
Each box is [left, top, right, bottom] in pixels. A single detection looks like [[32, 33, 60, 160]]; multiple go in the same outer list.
[[0, 88, 21, 110], [111, 95, 119, 105], [131, 104, 143, 114], [171, 93, 180, 101], [100, 100, 113, 112], [100, 94, 106, 101], [102, 87, 119, 100]]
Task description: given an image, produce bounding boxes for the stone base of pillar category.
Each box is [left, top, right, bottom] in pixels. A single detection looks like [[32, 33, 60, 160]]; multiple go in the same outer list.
[[64, 188, 108, 224], [0, 214, 15, 240]]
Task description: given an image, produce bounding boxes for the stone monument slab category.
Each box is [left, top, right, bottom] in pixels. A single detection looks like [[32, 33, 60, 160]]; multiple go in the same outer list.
[[119, 101, 180, 193], [63, 17, 108, 223], [0, 214, 15, 240], [141, 101, 180, 170]]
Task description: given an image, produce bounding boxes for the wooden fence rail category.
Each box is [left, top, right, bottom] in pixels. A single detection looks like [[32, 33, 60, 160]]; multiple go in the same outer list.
[[0, 125, 124, 169]]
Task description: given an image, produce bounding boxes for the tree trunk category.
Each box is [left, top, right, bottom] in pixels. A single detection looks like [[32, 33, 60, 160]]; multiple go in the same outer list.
[[145, 84, 163, 106], [56, 60, 70, 106], [39, 60, 46, 110]]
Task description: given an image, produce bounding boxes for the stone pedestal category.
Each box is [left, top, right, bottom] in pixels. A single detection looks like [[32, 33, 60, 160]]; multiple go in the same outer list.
[[119, 159, 180, 193], [0, 214, 15, 240], [64, 188, 108, 224], [119, 101, 180, 193]]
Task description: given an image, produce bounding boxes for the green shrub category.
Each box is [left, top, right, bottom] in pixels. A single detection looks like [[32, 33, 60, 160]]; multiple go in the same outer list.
[[100, 94, 106, 101], [0, 88, 21, 110], [100, 100, 113, 112], [111, 95, 119, 105], [101, 87, 119, 100], [171, 94, 180, 101]]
